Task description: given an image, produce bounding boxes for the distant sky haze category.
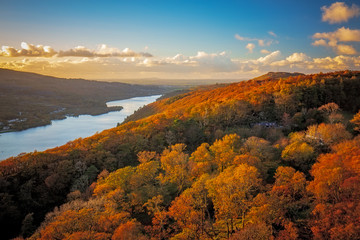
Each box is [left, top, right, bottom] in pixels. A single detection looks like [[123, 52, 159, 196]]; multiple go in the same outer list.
[[1, 0, 360, 81]]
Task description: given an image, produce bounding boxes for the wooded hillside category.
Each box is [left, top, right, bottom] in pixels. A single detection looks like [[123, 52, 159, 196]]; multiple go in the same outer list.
[[1, 70, 360, 240]]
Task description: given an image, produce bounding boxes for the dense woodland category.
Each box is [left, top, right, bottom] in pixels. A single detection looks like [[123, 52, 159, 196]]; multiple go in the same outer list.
[[0, 68, 170, 132], [1, 70, 360, 239]]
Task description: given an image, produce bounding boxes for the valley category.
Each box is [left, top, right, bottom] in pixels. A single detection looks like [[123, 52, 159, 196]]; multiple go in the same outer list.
[[0, 69, 172, 132]]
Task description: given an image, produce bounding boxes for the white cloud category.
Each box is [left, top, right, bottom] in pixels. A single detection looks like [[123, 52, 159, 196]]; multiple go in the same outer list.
[[235, 34, 275, 47], [0, 42, 56, 57], [57, 46, 95, 57], [311, 55, 360, 70], [246, 43, 255, 53], [271, 54, 360, 73], [271, 53, 311, 69], [58, 45, 152, 57], [99, 44, 120, 55], [235, 34, 256, 41], [313, 27, 360, 42], [172, 53, 186, 61], [312, 27, 360, 54], [312, 39, 328, 47], [286, 52, 311, 62], [137, 51, 238, 73], [256, 50, 281, 64], [336, 27, 360, 41], [321, 2, 360, 24], [190, 51, 238, 72], [335, 44, 357, 55], [0, 42, 152, 58], [261, 49, 270, 54], [268, 31, 277, 37]]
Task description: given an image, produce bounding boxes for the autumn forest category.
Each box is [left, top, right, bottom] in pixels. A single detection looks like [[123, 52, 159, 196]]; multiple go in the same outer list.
[[0, 70, 359, 239]]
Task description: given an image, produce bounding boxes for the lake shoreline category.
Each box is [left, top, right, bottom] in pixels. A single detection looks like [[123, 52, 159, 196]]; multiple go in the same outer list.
[[0, 105, 124, 134], [0, 94, 162, 160]]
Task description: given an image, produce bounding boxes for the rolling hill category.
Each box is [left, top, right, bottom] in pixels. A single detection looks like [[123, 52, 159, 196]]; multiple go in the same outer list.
[[251, 71, 304, 81], [1, 70, 360, 239]]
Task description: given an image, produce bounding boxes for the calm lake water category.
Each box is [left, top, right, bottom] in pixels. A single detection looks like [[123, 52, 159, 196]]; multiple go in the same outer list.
[[0, 95, 161, 160]]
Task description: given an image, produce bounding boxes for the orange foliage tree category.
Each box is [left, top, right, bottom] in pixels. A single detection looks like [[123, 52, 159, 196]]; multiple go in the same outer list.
[[308, 136, 360, 240], [168, 174, 213, 239], [350, 110, 360, 132]]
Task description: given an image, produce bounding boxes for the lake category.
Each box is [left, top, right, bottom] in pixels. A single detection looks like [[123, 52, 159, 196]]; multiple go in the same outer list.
[[0, 94, 161, 160]]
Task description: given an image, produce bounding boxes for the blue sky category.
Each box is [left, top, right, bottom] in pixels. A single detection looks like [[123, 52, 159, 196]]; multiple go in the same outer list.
[[0, 0, 360, 81]]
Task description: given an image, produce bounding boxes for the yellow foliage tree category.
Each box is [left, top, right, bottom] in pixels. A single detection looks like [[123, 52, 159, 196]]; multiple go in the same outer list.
[[159, 144, 191, 193], [281, 141, 315, 170], [206, 164, 261, 238], [188, 143, 215, 178], [209, 134, 240, 172]]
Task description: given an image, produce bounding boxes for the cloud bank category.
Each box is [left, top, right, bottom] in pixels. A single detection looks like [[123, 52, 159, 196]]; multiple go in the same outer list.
[[1, 49, 359, 80], [1, 42, 57, 57], [0, 43, 152, 58]]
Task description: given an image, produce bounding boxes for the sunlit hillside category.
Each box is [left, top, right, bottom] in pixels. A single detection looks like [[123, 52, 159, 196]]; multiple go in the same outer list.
[[1, 71, 360, 239]]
